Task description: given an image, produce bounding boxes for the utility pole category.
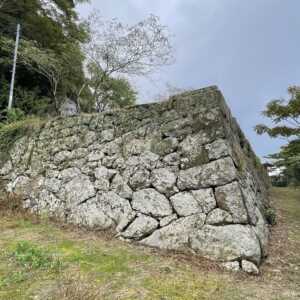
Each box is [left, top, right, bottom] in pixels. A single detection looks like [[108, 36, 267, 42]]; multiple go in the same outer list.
[[8, 23, 20, 110]]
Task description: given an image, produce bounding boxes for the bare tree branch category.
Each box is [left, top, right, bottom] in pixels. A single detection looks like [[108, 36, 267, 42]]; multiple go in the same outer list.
[[82, 12, 174, 111]]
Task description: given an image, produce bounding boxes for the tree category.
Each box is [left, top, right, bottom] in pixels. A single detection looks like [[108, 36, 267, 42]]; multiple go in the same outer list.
[[86, 62, 136, 112], [83, 12, 174, 110], [0, 0, 89, 115], [1, 37, 69, 112], [255, 86, 300, 186]]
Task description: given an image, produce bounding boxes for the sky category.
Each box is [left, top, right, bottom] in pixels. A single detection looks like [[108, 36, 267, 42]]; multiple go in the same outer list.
[[77, 0, 300, 160]]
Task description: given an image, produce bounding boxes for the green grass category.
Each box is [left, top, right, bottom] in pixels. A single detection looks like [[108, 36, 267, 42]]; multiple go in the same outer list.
[[0, 187, 299, 299]]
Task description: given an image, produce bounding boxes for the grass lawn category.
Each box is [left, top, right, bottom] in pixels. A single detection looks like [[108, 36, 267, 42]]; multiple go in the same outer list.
[[0, 187, 299, 300]]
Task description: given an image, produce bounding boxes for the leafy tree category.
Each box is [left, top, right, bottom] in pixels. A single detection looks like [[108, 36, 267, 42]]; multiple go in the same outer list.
[[255, 86, 300, 186], [0, 0, 88, 115], [83, 12, 173, 110], [87, 62, 136, 112]]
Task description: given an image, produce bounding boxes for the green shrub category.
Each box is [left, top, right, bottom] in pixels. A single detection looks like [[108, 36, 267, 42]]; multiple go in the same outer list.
[[0, 271, 27, 288], [10, 241, 62, 272], [265, 208, 277, 225], [4, 108, 26, 123]]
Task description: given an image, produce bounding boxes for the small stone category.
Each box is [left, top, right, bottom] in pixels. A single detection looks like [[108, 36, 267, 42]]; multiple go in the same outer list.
[[151, 168, 178, 196], [121, 215, 158, 240], [206, 208, 233, 225], [170, 192, 202, 216], [129, 168, 151, 190], [111, 174, 133, 199], [139, 151, 160, 169], [44, 177, 61, 193], [0, 160, 12, 176], [205, 139, 231, 160], [94, 178, 110, 191], [191, 189, 216, 214], [60, 99, 78, 116], [116, 211, 136, 232], [54, 151, 72, 164], [160, 214, 178, 227], [123, 138, 151, 157], [102, 156, 116, 168], [84, 131, 97, 145], [241, 260, 260, 275], [87, 151, 104, 162], [222, 261, 240, 272], [59, 168, 82, 183], [101, 129, 115, 142], [163, 153, 180, 166], [94, 167, 109, 179]]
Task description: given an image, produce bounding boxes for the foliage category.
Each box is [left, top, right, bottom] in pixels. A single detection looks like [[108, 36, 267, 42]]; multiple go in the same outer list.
[[10, 241, 62, 272], [255, 86, 300, 138], [256, 86, 300, 186], [0, 1, 174, 116], [0, 0, 88, 115], [87, 62, 137, 112], [267, 140, 300, 187], [3, 107, 25, 123], [0, 76, 51, 118], [265, 208, 277, 225]]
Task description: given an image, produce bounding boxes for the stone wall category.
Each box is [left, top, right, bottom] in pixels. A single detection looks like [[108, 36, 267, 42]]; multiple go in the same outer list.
[[0, 86, 270, 273]]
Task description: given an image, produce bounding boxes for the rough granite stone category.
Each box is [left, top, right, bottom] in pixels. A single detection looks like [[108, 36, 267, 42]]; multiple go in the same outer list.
[[189, 225, 261, 264], [151, 168, 178, 196], [159, 214, 178, 227], [96, 191, 133, 227], [141, 214, 206, 250], [170, 192, 202, 216], [205, 139, 231, 160], [215, 182, 248, 224], [132, 188, 173, 218], [206, 208, 233, 225], [191, 189, 217, 214], [222, 261, 240, 272], [177, 157, 237, 190], [241, 260, 260, 275], [121, 214, 159, 240], [63, 174, 96, 207]]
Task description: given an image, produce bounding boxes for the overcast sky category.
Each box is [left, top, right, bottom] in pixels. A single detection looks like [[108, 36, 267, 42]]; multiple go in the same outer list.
[[77, 0, 300, 159]]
